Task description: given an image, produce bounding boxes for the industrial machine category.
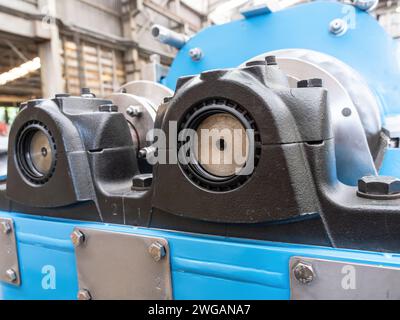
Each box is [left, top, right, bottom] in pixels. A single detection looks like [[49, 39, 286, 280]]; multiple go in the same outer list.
[[2, 0, 400, 300]]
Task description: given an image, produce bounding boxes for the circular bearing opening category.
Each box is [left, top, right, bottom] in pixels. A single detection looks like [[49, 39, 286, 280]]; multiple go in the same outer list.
[[16, 121, 57, 185], [179, 98, 261, 192]]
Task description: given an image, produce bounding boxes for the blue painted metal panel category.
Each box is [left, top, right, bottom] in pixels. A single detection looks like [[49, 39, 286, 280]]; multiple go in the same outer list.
[[165, 1, 400, 118], [2, 211, 400, 300], [379, 148, 400, 177]]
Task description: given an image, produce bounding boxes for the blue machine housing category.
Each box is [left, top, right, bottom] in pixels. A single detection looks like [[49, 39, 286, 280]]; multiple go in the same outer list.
[[2, 1, 400, 300]]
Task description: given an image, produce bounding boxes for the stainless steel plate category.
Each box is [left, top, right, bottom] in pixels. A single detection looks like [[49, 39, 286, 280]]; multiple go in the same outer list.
[[290, 257, 400, 300], [0, 217, 20, 286], [73, 228, 172, 300]]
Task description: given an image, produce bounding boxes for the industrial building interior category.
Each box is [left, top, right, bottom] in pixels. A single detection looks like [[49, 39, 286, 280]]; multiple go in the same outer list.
[[0, 0, 398, 135]]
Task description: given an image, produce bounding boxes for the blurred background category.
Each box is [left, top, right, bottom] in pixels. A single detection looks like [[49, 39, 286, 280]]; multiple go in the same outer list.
[[0, 0, 398, 136]]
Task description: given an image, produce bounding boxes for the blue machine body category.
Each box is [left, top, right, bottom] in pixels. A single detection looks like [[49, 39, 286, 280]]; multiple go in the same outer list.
[[2, 1, 400, 300], [3, 211, 400, 300]]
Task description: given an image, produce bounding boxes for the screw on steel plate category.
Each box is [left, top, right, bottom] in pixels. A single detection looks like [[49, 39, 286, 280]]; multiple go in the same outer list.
[[77, 289, 92, 300], [71, 230, 85, 247], [149, 242, 166, 262], [5, 269, 17, 283], [293, 261, 315, 285], [0, 221, 11, 235]]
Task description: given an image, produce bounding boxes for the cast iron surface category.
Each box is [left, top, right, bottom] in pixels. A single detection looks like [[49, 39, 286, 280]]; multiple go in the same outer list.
[[2, 64, 400, 253]]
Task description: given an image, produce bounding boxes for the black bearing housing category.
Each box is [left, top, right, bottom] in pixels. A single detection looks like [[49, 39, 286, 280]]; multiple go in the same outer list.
[[152, 63, 332, 224]]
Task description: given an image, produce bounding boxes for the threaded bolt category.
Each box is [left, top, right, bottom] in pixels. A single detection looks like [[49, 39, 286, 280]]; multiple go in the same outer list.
[[265, 55, 278, 66], [77, 289, 92, 300], [293, 262, 315, 285], [189, 48, 203, 61], [0, 221, 11, 235], [5, 269, 17, 283], [149, 242, 166, 262], [71, 230, 85, 247]]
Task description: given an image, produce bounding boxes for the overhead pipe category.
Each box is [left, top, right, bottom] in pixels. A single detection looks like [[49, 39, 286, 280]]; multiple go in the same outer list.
[[151, 24, 188, 49]]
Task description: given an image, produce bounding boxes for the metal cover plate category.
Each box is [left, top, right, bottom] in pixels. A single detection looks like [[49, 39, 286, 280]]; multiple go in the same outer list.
[[0, 217, 20, 286], [290, 257, 400, 300], [74, 228, 172, 300]]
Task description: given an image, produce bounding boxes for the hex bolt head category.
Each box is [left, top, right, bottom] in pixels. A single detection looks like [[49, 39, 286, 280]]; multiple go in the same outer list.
[[293, 262, 315, 285], [149, 242, 166, 262], [189, 48, 203, 61], [297, 78, 323, 88], [265, 55, 278, 66], [77, 289, 92, 301], [126, 106, 142, 117], [132, 174, 153, 190], [71, 230, 85, 247], [329, 18, 348, 36], [0, 221, 11, 235], [358, 176, 400, 199], [81, 87, 95, 98], [5, 269, 17, 283]]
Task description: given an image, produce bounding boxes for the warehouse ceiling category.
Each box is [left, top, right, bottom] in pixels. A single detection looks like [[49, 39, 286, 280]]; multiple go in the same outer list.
[[0, 32, 41, 105]]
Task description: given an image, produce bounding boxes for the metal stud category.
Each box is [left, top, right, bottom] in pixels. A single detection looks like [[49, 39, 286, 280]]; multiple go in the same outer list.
[[0, 221, 11, 235], [5, 269, 17, 283], [71, 230, 85, 247], [77, 289, 92, 300], [149, 242, 166, 262], [293, 262, 315, 285]]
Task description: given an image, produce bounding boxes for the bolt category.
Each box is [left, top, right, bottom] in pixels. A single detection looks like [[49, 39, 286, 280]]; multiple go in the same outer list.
[[293, 262, 315, 285], [132, 174, 153, 189], [126, 106, 142, 117], [5, 269, 17, 283], [265, 55, 278, 66], [71, 230, 85, 247], [81, 88, 96, 98], [138, 146, 156, 160], [77, 289, 92, 300], [358, 176, 400, 198], [149, 242, 166, 262], [329, 18, 348, 36], [297, 78, 323, 88], [342, 108, 352, 117], [189, 48, 203, 61], [0, 221, 11, 235]]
